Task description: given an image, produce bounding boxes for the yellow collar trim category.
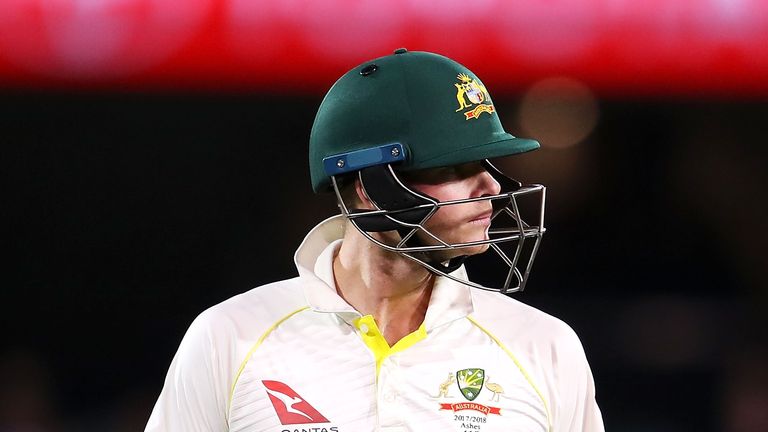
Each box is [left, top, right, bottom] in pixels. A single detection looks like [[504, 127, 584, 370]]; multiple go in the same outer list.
[[353, 315, 427, 374]]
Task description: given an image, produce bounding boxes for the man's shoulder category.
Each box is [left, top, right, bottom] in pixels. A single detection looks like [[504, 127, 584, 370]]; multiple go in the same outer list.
[[469, 289, 583, 349], [470, 291, 603, 431], [185, 277, 309, 346], [199, 277, 307, 324]]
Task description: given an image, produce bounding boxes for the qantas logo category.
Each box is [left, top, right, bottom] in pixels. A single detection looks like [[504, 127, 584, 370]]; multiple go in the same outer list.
[[262, 380, 330, 425]]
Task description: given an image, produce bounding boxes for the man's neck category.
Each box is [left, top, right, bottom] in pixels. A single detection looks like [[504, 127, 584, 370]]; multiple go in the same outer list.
[[332, 227, 434, 346]]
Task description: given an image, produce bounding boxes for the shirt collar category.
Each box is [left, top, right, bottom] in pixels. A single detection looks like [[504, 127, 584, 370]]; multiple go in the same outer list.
[[294, 215, 475, 330], [295, 215, 358, 316], [423, 268, 474, 330]]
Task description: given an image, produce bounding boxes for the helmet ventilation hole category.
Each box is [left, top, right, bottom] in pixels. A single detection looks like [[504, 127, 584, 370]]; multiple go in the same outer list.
[[360, 64, 378, 76]]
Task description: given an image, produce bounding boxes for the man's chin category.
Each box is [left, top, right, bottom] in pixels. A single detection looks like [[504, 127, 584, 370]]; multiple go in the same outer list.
[[437, 242, 491, 260], [463, 243, 491, 256]]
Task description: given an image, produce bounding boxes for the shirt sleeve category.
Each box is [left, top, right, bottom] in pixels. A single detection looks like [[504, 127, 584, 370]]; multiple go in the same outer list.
[[145, 311, 231, 432], [551, 324, 605, 432]]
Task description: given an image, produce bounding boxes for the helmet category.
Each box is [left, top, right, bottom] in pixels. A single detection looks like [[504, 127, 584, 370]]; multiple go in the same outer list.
[[308, 49, 546, 294]]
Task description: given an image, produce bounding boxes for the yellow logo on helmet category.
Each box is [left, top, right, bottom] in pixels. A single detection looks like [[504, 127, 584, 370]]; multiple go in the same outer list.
[[454, 73, 495, 120]]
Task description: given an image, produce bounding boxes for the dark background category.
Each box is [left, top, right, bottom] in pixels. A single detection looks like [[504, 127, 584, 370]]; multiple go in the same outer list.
[[3, 91, 768, 432]]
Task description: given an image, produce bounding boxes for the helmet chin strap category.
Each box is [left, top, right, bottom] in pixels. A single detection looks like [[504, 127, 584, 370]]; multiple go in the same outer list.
[[423, 254, 468, 274], [396, 227, 468, 274], [352, 163, 471, 275]]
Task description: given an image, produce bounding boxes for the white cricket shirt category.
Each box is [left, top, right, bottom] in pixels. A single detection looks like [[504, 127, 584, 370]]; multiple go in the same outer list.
[[146, 215, 604, 432]]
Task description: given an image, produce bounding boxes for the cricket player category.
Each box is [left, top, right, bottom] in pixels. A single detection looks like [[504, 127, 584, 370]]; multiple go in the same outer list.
[[146, 49, 604, 432]]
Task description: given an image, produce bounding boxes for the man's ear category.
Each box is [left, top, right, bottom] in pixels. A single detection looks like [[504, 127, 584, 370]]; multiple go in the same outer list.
[[353, 177, 376, 210]]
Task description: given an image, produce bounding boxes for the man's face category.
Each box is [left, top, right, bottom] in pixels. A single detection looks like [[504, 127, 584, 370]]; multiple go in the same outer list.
[[397, 162, 501, 260]]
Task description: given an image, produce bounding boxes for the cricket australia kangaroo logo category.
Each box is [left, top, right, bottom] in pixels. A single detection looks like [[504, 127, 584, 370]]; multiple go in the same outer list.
[[454, 73, 495, 120], [435, 369, 502, 416]]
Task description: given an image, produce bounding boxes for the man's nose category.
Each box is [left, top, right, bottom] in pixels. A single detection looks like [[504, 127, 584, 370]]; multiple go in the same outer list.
[[477, 169, 501, 197]]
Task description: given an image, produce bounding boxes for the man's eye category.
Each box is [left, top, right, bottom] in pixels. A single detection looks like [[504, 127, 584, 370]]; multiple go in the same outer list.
[[432, 167, 457, 177], [418, 167, 457, 183]]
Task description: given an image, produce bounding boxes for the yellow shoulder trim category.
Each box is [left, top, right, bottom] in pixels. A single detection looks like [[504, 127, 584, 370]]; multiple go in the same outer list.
[[227, 306, 310, 419], [466, 315, 552, 432]]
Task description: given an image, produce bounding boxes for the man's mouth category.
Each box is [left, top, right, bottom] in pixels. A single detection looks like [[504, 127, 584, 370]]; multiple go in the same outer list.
[[469, 210, 493, 225]]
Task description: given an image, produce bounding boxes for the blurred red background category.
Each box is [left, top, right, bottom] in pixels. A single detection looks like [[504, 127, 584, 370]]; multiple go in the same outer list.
[[1, 0, 768, 96], [3, 1, 768, 432]]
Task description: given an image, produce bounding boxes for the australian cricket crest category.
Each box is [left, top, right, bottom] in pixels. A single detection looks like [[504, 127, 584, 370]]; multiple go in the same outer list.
[[454, 73, 495, 120], [434, 368, 502, 424], [456, 368, 484, 401]]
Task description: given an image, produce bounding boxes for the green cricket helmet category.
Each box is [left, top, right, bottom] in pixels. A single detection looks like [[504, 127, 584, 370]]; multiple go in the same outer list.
[[309, 48, 539, 193], [308, 49, 546, 294]]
